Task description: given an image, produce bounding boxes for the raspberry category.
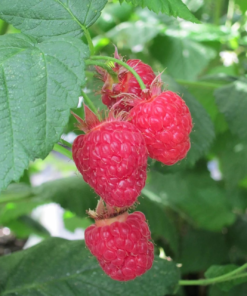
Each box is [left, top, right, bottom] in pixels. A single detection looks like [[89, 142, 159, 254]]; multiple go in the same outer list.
[[128, 90, 193, 165], [96, 50, 155, 110], [72, 106, 148, 207], [85, 210, 154, 281]]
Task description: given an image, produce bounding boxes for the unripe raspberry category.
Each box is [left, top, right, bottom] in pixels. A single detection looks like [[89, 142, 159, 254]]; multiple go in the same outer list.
[[96, 49, 155, 111], [128, 88, 192, 165], [72, 106, 148, 207], [85, 210, 154, 281]]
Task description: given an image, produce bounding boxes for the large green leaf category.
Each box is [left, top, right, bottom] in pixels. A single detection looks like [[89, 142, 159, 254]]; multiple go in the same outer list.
[[160, 75, 215, 167], [209, 284, 247, 296], [106, 21, 159, 49], [136, 196, 179, 254], [215, 79, 247, 141], [34, 176, 98, 217], [120, 0, 199, 23], [145, 169, 235, 231], [217, 134, 247, 188], [205, 265, 247, 292], [0, 0, 107, 39], [179, 228, 229, 273], [0, 34, 89, 192], [0, 238, 180, 296], [151, 36, 216, 80]]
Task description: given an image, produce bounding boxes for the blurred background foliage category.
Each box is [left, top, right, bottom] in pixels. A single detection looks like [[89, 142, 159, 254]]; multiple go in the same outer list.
[[1, 0, 247, 295]]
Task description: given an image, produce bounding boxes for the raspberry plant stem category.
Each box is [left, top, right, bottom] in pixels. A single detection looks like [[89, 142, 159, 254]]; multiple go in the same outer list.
[[85, 60, 119, 82], [81, 26, 95, 55], [53, 144, 72, 160], [89, 56, 146, 90], [59, 138, 72, 149], [81, 90, 98, 115], [179, 263, 247, 286]]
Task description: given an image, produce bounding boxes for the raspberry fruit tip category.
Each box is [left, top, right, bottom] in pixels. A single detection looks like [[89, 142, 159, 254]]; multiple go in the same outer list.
[[95, 48, 155, 111], [128, 76, 193, 165], [85, 204, 154, 281], [72, 105, 148, 208]]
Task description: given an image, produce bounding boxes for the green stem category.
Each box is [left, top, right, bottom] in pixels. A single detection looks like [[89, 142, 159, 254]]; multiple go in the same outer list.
[[226, 0, 235, 27], [81, 26, 95, 55], [213, 0, 223, 25], [53, 144, 72, 160], [179, 263, 247, 286], [59, 138, 72, 148], [81, 90, 98, 114], [85, 60, 119, 82], [90, 56, 146, 90]]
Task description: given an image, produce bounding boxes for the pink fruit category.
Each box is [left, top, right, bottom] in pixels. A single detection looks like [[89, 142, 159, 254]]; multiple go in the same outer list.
[[72, 106, 148, 207], [85, 210, 154, 281]]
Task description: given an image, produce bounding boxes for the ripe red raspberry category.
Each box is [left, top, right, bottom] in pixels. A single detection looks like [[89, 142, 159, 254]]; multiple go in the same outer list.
[[72, 106, 148, 207], [85, 210, 154, 281], [96, 50, 155, 110], [128, 87, 192, 165]]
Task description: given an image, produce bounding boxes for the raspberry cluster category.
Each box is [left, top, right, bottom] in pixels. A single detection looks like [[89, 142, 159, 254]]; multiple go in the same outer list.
[[71, 49, 192, 281]]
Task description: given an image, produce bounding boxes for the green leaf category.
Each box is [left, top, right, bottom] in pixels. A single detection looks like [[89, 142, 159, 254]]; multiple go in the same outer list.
[[136, 196, 179, 254], [179, 228, 229, 273], [0, 238, 180, 296], [6, 215, 50, 238], [161, 75, 215, 167], [107, 21, 159, 49], [145, 169, 235, 231], [0, 0, 107, 39], [209, 283, 247, 296], [218, 134, 247, 188], [215, 79, 247, 141], [205, 265, 247, 292], [151, 36, 216, 80], [63, 211, 93, 232], [33, 176, 97, 218], [121, 0, 199, 23], [236, 0, 247, 13], [0, 34, 89, 192], [227, 217, 247, 258]]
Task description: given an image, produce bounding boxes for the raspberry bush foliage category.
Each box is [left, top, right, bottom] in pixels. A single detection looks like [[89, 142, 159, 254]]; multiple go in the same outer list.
[[1, 0, 247, 295]]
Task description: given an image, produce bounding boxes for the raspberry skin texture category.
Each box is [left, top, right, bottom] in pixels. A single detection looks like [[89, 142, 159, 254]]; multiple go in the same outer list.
[[100, 59, 156, 110], [72, 120, 148, 207], [128, 91, 193, 165], [85, 211, 154, 281]]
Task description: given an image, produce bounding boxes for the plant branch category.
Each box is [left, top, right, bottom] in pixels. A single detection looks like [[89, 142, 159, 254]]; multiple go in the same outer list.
[[53, 144, 72, 160], [81, 90, 98, 115], [81, 26, 95, 55], [59, 138, 72, 148], [90, 56, 146, 90], [85, 60, 119, 82], [179, 263, 247, 286]]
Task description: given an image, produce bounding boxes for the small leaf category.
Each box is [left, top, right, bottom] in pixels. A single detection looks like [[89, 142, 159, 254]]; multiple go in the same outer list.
[[0, 238, 180, 296], [205, 265, 247, 292], [215, 79, 247, 141], [0, 34, 89, 192], [121, 0, 199, 23], [0, 0, 108, 39]]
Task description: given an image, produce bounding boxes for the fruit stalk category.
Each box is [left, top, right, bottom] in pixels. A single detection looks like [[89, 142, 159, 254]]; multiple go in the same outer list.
[[89, 56, 147, 90]]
